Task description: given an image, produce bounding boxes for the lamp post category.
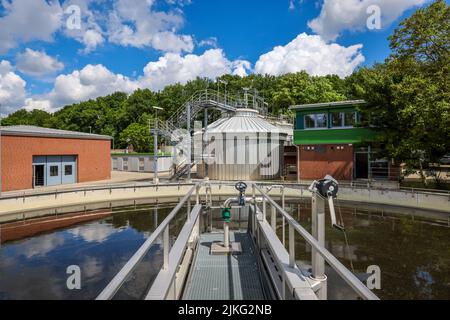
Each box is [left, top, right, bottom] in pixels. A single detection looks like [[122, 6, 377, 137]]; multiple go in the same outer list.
[[152, 106, 163, 184]]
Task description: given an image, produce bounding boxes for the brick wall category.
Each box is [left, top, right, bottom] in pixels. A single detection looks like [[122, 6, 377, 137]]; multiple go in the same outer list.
[[1, 135, 111, 192], [298, 144, 354, 181]]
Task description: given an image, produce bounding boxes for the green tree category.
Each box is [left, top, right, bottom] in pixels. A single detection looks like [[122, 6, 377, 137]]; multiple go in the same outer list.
[[347, 0, 450, 185], [2, 109, 52, 127], [119, 122, 153, 153], [271, 72, 347, 115]]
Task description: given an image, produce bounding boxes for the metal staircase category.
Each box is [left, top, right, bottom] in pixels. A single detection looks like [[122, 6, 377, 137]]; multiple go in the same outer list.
[[167, 89, 269, 130], [169, 160, 198, 181], [151, 89, 269, 141], [150, 89, 269, 181]]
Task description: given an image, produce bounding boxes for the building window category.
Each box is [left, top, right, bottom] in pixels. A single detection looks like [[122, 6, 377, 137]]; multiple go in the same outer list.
[[304, 114, 315, 129], [332, 112, 343, 127], [64, 165, 72, 176], [304, 114, 327, 129], [50, 166, 59, 177], [331, 111, 357, 128], [139, 158, 145, 171], [316, 114, 327, 128], [344, 112, 356, 127]]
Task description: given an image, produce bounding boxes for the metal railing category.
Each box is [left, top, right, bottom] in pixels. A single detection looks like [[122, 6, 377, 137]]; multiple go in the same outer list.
[[166, 89, 269, 130], [96, 183, 201, 300], [252, 184, 379, 300]]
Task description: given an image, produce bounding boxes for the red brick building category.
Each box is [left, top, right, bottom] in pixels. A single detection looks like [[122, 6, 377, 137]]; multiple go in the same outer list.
[[0, 126, 112, 192], [298, 144, 355, 181]]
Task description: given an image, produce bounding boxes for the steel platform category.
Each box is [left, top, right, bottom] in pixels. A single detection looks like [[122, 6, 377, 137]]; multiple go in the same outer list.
[[182, 232, 266, 300]]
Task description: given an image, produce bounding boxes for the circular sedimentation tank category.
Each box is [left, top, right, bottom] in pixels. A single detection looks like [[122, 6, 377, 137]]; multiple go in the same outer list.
[[196, 109, 287, 180]]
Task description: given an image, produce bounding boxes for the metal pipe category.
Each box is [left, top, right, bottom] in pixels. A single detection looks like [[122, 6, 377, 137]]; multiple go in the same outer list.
[[224, 222, 230, 248], [223, 196, 262, 208]]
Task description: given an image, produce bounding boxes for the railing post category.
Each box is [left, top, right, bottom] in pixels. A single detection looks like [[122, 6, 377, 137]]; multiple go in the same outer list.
[[187, 197, 191, 221], [288, 224, 295, 268], [271, 206, 276, 231], [196, 184, 200, 205], [163, 226, 169, 271], [311, 192, 327, 300], [263, 197, 267, 222], [252, 184, 257, 237]]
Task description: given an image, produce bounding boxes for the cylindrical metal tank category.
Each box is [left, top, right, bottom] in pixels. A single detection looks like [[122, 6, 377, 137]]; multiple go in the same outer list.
[[196, 109, 287, 180]]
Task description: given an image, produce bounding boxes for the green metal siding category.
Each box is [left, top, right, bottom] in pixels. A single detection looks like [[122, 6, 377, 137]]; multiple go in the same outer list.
[[295, 105, 360, 130], [294, 128, 377, 145]]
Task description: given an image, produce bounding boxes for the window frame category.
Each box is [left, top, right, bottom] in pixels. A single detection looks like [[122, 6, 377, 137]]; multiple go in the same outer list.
[[50, 165, 59, 177], [303, 113, 328, 130], [64, 165, 73, 176], [330, 111, 358, 128]]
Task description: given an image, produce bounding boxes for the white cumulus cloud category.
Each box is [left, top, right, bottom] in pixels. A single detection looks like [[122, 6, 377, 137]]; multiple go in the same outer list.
[[32, 64, 139, 111], [0, 0, 63, 54], [107, 0, 194, 53], [0, 60, 27, 114], [16, 49, 64, 77], [0, 0, 195, 55], [254, 33, 365, 78], [22, 48, 251, 111], [308, 0, 427, 41], [62, 0, 106, 53], [139, 49, 251, 91]]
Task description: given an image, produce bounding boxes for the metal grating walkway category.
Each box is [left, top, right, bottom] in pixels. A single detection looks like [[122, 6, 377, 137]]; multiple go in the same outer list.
[[182, 232, 266, 300]]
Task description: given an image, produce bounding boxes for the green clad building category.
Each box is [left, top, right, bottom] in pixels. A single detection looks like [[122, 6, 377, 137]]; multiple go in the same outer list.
[[290, 100, 396, 181]]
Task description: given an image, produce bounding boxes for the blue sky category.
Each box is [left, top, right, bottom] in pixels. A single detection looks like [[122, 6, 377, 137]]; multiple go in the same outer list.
[[0, 0, 435, 114]]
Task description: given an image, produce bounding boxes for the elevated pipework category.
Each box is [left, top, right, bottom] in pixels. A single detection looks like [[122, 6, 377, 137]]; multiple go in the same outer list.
[[213, 182, 258, 255]]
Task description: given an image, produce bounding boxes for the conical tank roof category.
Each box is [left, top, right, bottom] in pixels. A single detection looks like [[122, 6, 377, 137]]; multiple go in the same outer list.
[[206, 109, 286, 135]]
